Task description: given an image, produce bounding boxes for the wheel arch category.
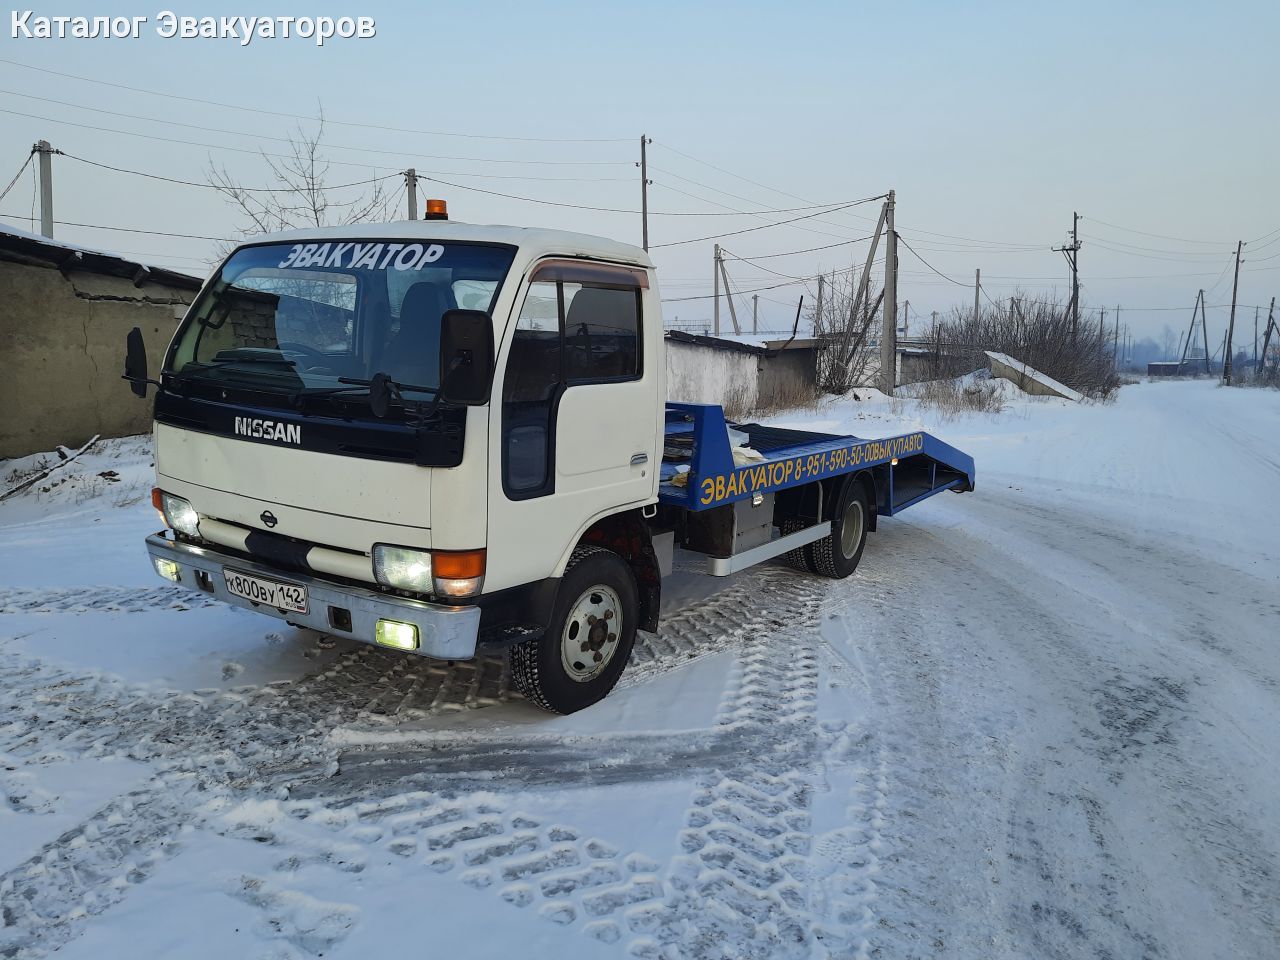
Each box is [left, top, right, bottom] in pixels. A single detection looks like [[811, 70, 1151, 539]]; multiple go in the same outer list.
[[821, 469, 878, 532], [574, 508, 661, 632]]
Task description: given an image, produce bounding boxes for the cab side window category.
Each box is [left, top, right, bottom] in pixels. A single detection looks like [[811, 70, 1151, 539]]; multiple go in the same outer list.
[[501, 264, 645, 499], [562, 284, 640, 382]]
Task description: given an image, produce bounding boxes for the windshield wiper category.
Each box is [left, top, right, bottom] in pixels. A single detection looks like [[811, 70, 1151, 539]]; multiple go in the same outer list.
[[208, 352, 298, 367], [288, 374, 438, 416]]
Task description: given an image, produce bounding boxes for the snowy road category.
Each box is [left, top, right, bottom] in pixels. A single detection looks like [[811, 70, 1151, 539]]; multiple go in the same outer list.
[[1, 380, 1277, 958]]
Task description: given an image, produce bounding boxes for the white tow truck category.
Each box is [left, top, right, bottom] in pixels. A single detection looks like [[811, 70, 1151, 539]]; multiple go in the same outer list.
[[126, 205, 974, 713]]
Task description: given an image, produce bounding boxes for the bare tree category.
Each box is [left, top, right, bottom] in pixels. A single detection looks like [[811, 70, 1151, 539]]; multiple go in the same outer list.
[[207, 111, 392, 255], [809, 265, 882, 393], [922, 293, 1120, 399]]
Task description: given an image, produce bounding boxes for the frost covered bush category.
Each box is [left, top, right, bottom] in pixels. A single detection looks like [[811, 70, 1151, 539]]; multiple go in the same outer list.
[[920, 296, 1120, 399]]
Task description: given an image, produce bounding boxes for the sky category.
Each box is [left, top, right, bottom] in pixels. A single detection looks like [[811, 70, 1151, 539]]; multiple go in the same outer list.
[[2, 1, 1278, 350]]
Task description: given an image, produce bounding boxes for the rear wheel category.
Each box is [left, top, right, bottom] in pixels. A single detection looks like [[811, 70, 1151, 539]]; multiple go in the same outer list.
[[809, 480, 870, 579], [510, 545, 638, 714], [777, 518, 817, 572]]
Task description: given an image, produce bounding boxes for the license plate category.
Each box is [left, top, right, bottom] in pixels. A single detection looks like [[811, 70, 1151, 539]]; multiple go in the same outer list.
[[223, 568, 308, 614]]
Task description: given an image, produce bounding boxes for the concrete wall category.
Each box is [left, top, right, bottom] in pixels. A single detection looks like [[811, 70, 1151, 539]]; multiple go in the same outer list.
[[987, 354, 1070, 399], [665, 338, 822, 417], [0, 261, 194, 458], [756, 346, 817, 409], [665, 339, 758, 419]]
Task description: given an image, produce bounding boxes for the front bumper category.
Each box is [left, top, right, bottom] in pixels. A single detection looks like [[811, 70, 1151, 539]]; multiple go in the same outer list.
[[145, 533, 480, 660]]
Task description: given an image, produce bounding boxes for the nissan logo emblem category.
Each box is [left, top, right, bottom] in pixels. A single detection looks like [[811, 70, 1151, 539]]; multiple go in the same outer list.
[[260, 510, 278, 529]]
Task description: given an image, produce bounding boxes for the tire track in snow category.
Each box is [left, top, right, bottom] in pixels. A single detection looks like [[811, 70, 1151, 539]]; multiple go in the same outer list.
[[0, 564, 853, 956], [0, 585, 220, 615], [826, 493, 1280, 960]]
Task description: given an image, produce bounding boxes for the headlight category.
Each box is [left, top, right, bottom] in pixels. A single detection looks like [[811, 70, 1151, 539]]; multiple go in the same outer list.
[[159, 492, 200, 538], [372, 545, 433, 593]]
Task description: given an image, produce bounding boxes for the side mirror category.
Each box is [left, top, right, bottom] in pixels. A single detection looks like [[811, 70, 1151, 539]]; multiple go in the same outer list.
[[439, 309, 494, 406], [123, 326, 152, 398]]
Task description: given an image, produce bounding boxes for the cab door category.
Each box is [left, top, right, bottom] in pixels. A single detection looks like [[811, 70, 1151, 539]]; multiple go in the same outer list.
[[485, 260, 659, 593]]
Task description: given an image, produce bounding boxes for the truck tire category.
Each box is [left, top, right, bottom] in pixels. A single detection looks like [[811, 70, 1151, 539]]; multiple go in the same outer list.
[[777, 519, 816, 572], [808, 480, 869, 579], [510, 545, 639, 714]]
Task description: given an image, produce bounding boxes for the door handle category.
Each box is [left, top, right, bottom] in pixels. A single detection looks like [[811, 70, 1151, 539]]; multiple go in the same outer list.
[[630, 452, 649, 466]]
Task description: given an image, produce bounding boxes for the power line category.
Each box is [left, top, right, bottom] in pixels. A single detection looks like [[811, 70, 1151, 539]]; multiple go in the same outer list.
[[1080, 233, 1233, 259], [414, 171, 866, 217], [661, 278, 807, 302], [0, 211, 231, 241], [2, 90, 642, 176], [649, 165, 872, 243], [896, 234, 971, 286], [719, 236, 876, 260], [1081, 214, 1230, 246], [722, 246, 869, 281], [0, 148, 33, 204], [61, 152, 398, 193], [650, 196, 886, 249], [0, 57, 630, 144]]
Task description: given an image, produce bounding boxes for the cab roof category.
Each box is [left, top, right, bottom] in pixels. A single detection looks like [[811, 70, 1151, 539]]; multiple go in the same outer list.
[[242, 221, 654, 270]]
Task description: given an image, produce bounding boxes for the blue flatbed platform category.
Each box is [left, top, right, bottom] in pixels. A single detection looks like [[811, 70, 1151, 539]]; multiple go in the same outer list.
[[659, 402, 975, 514]]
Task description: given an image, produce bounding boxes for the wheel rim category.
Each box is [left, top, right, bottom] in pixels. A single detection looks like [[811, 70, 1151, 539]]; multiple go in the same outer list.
[[559, 584, 623, 683], [839, 499, 865, 559]]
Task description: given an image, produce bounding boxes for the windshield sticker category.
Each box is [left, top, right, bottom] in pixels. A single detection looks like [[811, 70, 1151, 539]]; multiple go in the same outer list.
[[277, 242, 445, 272]]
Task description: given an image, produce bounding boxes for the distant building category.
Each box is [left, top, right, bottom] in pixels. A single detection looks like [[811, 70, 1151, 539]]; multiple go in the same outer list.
[[664, 331, 819, 417]]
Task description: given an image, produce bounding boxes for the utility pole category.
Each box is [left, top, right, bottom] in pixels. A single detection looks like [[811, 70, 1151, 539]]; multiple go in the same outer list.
[[1254, 306, 1259, 368], [815, 274, 825, 332], [752, 294, 759, 334], [973, 268, 981, 323], [1053, 213, 1081, 342], [902, 299, 909, 339], [1260, 297, 1276, 376], [713, 244, 721, 336], [405, 168, 418, 220], [1198, 295, 1210, 375], [1179, 290, 1201, 369], [1073, 212, 1080, 342], [881, 189, 898, 396], [35, 139, 54, 238], [717, 252, 741, 334], [1223, 240, 1243, 385], [1099, 307, 1106, 344], [1113, 310, 1120, 369], [638, 134, 652, 252]]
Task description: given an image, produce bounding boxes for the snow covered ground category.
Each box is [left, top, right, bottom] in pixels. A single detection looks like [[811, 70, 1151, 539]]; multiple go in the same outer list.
[[1, 379, 1277, 959]]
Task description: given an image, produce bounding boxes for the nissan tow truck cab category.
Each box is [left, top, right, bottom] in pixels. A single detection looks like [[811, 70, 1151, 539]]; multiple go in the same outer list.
[[126, 208, 975, 714]]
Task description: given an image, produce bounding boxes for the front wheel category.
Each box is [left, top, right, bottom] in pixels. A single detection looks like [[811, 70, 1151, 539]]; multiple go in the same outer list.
[[510, 545, 638, 714]]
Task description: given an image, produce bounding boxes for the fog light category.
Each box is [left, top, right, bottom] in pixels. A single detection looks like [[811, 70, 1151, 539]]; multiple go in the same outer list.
[[152, 557, 181, 582], [375, 619, 419, 651]]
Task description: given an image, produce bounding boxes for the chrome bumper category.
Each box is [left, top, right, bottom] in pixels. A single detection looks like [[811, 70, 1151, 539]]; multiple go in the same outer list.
[[145, 533, 480, 660]]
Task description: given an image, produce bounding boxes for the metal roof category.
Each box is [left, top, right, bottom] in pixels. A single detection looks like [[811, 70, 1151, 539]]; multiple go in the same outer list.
[[0, 225, 204, 291]]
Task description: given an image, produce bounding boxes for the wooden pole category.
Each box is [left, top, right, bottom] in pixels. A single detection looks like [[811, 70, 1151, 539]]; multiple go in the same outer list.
[[713, 244, 721, 335], [881, 190, 898, 395], [1223, 240, 1243, 384]]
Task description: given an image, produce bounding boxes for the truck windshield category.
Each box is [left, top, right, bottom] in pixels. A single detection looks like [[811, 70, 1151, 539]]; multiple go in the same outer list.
[[167, 239, 516, 400]]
